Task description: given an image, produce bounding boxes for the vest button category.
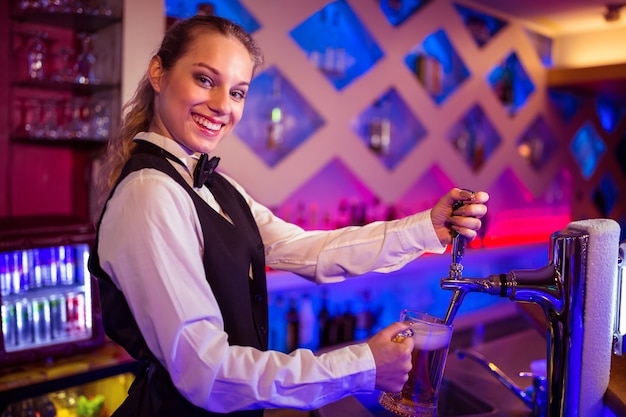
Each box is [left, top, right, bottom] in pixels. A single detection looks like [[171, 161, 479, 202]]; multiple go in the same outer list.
[[260, 325, 267, 333], [254, 293, 264, 302]]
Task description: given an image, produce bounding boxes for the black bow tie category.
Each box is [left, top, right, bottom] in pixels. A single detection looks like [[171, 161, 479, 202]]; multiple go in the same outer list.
[[193, 153, 220, 188]]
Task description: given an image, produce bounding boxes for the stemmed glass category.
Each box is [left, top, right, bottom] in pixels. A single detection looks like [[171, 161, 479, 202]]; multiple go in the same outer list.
[[40, 0, 66, 13], [41, 99, 60, 139], [90, 99, 111, 140], [16, 31, 50, 82], [52, 47, 76, 83], [14, 97, 30, 137], [14, 1, 42, 15], [74, 33, 98, 85], [70, 97, 92, 138]]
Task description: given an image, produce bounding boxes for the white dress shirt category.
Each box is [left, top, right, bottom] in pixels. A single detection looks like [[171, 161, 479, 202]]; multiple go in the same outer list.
[[97, 132, 446, 412]]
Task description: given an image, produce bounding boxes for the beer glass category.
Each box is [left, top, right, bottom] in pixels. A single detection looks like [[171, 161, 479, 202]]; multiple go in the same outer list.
[[378, 310, 453, 417]]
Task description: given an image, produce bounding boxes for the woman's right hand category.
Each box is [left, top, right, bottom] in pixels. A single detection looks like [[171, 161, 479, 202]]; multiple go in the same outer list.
[[367, 322, 414, 392]]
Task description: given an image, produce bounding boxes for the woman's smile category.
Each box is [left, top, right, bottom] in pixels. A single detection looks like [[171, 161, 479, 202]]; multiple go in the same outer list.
[[192, 113, 224, 135]]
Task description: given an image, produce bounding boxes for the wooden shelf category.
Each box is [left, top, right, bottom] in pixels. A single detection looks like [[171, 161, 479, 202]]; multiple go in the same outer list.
[[547, 63, 626, 103]]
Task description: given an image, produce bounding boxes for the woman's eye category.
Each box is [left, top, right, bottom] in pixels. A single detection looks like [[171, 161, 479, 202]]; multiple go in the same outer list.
[[231, 90, 246, 100], [196, 75, 213, 86]]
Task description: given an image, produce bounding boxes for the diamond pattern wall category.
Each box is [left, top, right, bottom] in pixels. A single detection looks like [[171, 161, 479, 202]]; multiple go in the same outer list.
[[165, 0, 626, 239]]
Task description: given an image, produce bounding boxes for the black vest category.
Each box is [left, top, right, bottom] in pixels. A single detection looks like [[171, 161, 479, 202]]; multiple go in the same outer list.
[[89, 142, 268, 417]]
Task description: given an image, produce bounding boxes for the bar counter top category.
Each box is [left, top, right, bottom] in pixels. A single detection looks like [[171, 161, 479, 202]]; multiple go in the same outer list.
[[316, 303, 626, 416]]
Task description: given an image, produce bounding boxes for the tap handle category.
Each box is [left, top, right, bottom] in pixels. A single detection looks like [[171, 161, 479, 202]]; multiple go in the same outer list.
[[518, 371, 547, 416], [451, 200, 466, 267]]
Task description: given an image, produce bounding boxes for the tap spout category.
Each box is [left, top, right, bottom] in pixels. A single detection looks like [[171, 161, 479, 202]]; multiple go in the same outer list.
[[441, 276, 502, 295], [441, 264, 562, 312]]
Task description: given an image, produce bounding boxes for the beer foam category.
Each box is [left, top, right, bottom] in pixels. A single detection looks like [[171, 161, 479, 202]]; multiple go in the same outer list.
[[411, 326, 451, 351]]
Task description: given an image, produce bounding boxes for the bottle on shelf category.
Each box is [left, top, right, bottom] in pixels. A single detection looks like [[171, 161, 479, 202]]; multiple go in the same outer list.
[[285, 298, 299, 352], [268, 294, 287, 352], [355, 290, 377, 340], [340, 301, 356, 343], [415, 53, 443, 97], [496, 59, 515, 109], [318, 290, 331, 348], [266, 75, 285, 149], [298, 294, 316, 350], [368, 98, 391, 155]]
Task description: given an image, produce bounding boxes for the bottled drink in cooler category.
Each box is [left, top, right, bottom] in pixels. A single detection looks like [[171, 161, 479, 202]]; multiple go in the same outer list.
[[49, 294, 68, 340], [2, 301, 17, 348], [32, 297, 51, 344], [16, 298, 33, 346]]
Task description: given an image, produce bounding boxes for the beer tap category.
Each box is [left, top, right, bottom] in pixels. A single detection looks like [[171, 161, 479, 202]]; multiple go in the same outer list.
[[443, 199, 467, 325]]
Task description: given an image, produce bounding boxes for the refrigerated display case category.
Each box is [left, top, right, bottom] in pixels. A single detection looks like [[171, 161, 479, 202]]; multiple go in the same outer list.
[[0, 215, 105, 366], [0, 340, 141, 416]]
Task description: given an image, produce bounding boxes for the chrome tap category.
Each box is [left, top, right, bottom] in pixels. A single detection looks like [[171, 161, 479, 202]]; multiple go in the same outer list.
[[443, 200, 469, 325], [455, 349, 547, 416], [440, 228, 587, 416], [614, 240, 626, 356]]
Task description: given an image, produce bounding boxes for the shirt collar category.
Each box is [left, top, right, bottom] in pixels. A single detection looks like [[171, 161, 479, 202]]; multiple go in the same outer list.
[[134, 131, 201, 174]]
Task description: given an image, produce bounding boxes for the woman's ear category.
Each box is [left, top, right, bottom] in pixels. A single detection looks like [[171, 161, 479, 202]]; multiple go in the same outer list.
[[148, 55, 164, 92]]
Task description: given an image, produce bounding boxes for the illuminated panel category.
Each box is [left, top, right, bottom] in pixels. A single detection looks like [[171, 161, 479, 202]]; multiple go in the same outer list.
[[454, 3, 508, 48], [405, 29, 470, 105], [487, 52, 535, 116], [290, 0, 384, 90], [234, 67, 324, 167], [352, 88, 427, 170], [570, 123, 606, 179]]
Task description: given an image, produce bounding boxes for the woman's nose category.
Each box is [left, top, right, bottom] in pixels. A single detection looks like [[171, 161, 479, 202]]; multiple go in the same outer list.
[[207, 88, 230, 113]]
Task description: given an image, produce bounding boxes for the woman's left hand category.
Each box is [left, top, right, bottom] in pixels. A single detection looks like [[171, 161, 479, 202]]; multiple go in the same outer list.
[[431, 188, 489, 246]]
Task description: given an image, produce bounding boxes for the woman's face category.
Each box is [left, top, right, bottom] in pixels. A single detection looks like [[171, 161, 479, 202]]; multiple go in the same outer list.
[[148, 30, 254, 155]]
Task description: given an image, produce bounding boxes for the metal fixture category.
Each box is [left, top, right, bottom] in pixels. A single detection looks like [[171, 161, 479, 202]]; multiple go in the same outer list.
[[455, 349, 547, 416], [614, 240, 626, 355], [443, 200, 468, 325], [441, 227, 621, 416]]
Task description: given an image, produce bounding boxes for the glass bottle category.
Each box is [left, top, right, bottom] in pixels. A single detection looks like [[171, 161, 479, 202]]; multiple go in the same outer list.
[[266, 75, 285, 149], [368, 98, 391, 155], [286, 298, 299, 352]]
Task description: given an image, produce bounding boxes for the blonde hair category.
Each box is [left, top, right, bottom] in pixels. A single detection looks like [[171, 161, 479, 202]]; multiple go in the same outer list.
[[95, 15, 264, 208]]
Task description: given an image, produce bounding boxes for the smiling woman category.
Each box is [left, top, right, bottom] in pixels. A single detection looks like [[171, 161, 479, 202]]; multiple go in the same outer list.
[[87, 14, 489, 417]]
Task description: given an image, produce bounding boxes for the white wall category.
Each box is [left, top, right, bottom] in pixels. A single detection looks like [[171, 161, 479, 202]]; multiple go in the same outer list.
[[122, 0, 165, 105]]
